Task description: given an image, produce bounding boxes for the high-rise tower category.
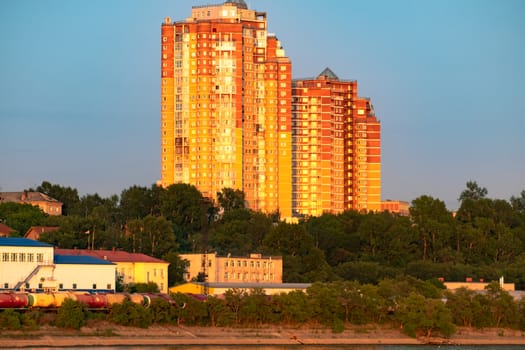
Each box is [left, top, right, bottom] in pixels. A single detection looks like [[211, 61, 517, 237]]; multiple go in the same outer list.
[[292, 68, 381, 216], [160, 0, 292, 217]]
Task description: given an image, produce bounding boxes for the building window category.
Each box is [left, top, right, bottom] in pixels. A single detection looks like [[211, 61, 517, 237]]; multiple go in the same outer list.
[[72, 283, 77, 289], [59, 283, 63, 289], [2, 253, 8, 262], [25, 283, 30, 289], [36, 253, 43, 262], [107, 284, 112, 290], [27, 253, 34, 262], [4, 283, 8, 288], [92, 284, 97, 289], [11, 253, 17, 262], [38, 283, 43, 289], [19, 253, 25, 262]]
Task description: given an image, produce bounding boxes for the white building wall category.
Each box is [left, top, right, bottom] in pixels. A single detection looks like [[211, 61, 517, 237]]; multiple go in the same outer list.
[[55, 264, 115, 291], [0, 245, 54, 290]]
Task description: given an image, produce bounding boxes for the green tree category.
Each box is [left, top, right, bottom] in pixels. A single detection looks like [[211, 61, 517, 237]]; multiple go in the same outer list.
[[485, 281, 520, 328], [272, 290, 311, 324], [127, 215, 177, 258], [263, 222, 331, 282], [239, 288, 273, 325], [410, 195, 455, 262], [149, 298, 177, 324], [396, 292, 455, 338], [510, 190, 525, 212], [170, 293, 209, 325], [56, 298, 86, 330], [0, 309, 22, 330], [444, 288, 479, 327], [0, 202, 48, 235], [207, 295, 234, 326], [217, 188, 246, 213], [109, 299, 152, 328], [161, 183, 212, 251], [224, 288, 247, 324], [35, 181, 80, 216], [459, 180, 488, 202], [120, 185, 162, 220], [306, 282, 341, 326]]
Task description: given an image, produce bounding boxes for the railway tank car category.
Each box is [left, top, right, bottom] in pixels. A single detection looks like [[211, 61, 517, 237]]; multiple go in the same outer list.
[[0, 291, 177, 310], [0, 293, 29, 309]]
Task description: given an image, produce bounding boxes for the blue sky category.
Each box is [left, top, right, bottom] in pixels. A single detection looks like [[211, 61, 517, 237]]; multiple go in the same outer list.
[[0, 0, 524, 210]]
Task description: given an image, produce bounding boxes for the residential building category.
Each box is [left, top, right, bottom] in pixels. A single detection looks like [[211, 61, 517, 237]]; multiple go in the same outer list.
[[180, 252, 282, 284], [0, 191, 63, 216], [161, 2, 383, 218], [55, 248, 169, 293], [381, 200, 410, 216], [160, 0, 292, 218], [24, 226, 60, 240], [292, 68, 381, 216], [0, 238, 115, 292]]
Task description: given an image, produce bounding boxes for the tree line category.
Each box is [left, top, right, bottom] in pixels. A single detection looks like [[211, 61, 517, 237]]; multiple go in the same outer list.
[[1, 279, 525, 338], [1, 180, 524, 288]]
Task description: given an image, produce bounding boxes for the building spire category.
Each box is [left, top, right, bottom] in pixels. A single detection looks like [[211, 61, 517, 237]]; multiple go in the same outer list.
[[318, 67, 339, 80]]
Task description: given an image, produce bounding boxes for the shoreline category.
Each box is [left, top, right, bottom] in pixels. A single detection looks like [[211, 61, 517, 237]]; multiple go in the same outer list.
[[1, 325, 525, 348]]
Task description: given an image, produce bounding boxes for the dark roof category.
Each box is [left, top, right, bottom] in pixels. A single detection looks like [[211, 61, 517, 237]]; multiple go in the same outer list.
[[0, 191, 62, 204], [55, 248, 168, 264], [54, 254, 115, 265], [318, 67, 339, 80], [0, 237, 52, 247], [0, 223, 16, 235]]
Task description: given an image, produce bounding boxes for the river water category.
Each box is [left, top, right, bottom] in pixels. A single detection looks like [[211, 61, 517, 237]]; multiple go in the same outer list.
[[6, 346, 524, 350]]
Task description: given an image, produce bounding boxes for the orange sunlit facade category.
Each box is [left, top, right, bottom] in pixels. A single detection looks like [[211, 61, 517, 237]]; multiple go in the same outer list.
[[161, 1, 381, 219], [292, 69, 381, 216], [160, 0, 292, 217]]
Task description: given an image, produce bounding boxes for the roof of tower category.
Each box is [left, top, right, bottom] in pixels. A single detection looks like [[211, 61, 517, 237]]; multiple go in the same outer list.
[[318, 67, 339, 80], [224, 0, 248, 9]]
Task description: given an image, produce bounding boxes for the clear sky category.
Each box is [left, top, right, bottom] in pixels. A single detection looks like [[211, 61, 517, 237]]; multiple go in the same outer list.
[[1, 0, 524, 210]]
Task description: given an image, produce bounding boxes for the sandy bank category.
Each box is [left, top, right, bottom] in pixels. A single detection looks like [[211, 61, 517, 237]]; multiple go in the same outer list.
[[1, 324, 525, 348]]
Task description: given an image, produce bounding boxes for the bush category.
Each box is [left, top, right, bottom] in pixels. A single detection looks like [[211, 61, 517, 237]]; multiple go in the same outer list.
[[56, 298, 86, 330], [0, 309, 22, 330], [109, 299, 152, 328]]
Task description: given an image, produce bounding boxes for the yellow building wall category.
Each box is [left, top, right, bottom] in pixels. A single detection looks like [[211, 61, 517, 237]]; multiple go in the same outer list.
[[115, 261, 169, 293]]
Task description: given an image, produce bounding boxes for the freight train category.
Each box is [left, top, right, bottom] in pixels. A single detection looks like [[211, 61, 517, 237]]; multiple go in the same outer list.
[[0, 291, 177, 310]]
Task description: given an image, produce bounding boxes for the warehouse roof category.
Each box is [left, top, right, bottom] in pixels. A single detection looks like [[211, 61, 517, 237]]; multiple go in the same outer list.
[[0, 237, 52, 247], [54, 254, 115, 265]]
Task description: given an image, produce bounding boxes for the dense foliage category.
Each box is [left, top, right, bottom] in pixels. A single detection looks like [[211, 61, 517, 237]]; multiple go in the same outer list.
[[1, 281, 525, 338], [1, 181, 525, 289]]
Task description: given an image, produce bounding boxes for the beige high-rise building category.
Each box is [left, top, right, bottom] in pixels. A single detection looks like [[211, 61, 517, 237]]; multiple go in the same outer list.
[[160, 0, 292, 218]]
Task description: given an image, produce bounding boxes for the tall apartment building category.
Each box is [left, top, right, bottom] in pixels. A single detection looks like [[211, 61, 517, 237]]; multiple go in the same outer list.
[[160, 0, 292, 218], [161, 2, 381, 218], [292, 68, 381, 216]]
